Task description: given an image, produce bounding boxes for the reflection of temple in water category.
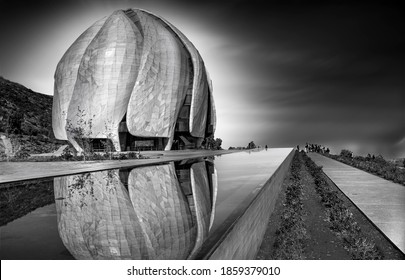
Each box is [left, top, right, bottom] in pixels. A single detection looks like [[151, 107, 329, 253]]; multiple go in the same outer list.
[[53, 159, 217, 260]]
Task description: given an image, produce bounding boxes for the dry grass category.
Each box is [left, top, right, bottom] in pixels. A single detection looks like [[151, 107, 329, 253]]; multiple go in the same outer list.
[[272, 152, 309, 259]]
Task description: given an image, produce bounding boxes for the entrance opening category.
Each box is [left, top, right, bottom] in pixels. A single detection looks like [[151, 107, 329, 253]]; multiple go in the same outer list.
[[91, 138, 114, 152], [118, 114, 165, 151]]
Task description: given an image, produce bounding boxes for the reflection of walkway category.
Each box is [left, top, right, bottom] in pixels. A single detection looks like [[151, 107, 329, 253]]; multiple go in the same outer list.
[[0, 149, 236, 184], [54, 159, 216, 259], [308, 153, 405, 254]]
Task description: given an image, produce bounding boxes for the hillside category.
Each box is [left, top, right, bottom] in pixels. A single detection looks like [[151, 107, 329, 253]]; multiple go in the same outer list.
[[0, 76, 53, 137], [0, 76, 65, 155]]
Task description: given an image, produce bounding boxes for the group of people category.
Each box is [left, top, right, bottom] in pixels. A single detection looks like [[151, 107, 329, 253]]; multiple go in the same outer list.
[[297, 143, 330, 154]]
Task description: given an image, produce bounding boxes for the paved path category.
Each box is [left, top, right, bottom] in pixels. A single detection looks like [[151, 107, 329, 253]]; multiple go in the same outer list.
[[308, 153, 405, 254], [0, 150, 241, 185]]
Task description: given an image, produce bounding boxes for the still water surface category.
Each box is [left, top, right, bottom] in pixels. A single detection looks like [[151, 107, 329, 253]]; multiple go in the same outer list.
[[0, 149, 291, 259]]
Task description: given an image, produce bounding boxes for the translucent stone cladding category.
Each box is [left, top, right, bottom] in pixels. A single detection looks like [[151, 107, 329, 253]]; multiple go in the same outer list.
[[53, 8, 215, 151]]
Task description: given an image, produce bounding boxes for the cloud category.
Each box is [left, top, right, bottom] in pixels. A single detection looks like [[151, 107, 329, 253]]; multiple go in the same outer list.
[[1, 0, 403, 157]]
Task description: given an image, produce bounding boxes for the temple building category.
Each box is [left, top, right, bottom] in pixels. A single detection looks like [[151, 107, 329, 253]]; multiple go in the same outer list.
[[52, 8, 215, 152]]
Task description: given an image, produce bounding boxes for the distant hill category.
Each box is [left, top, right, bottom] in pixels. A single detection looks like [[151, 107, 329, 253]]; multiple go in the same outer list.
[[0, 76, 65, 154]]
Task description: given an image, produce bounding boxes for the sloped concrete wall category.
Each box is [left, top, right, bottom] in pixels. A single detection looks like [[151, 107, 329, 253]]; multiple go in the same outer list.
[[204, 149, 294, 259]]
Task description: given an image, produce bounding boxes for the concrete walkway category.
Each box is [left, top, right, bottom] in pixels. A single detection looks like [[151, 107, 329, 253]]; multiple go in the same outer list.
[[308, 153, 405, 254], [0, 149, 242, 185]]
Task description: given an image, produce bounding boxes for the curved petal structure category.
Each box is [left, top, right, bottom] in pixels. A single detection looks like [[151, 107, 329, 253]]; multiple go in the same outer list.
[[53, 8, 215, 152], [145, 10, 209, 138], [52, 17, 107, 140], [126, 11, 190, 140], [67, 11, 141, 148], [206, 67, 217, 134]]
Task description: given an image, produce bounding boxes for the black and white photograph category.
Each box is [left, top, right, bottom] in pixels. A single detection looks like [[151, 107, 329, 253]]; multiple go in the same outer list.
[[1, 0, 404, 279]]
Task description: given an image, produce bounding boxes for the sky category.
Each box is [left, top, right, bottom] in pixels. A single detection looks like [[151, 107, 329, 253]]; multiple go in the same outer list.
[[0, 0, 404, 158]]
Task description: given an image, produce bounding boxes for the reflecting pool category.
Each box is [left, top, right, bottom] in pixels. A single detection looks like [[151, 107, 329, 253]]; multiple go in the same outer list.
[[0, 148, 293, 260]]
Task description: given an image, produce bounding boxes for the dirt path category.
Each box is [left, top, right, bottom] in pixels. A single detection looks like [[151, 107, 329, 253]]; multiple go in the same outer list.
[[299, 152, 349, 259], [256, 151, 404, 260]]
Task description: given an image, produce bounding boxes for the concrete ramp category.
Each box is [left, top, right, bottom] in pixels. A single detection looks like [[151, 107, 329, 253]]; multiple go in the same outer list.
[[308, 153, 405, 254]]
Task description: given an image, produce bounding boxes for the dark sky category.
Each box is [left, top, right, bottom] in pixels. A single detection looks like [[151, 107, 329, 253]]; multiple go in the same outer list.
[[0, 0, 404, 158]]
